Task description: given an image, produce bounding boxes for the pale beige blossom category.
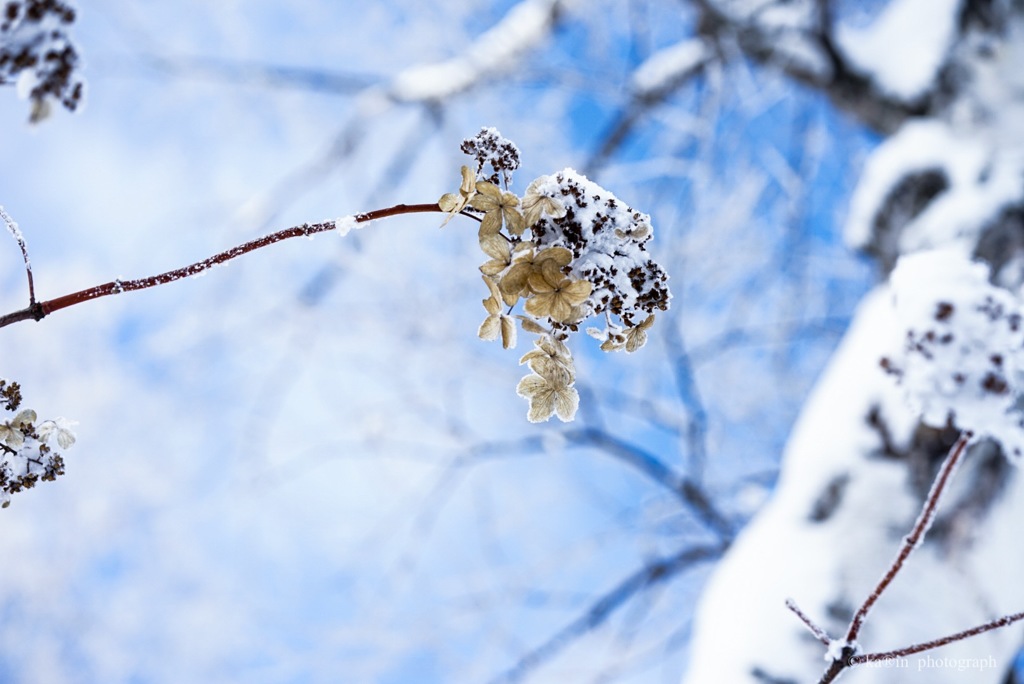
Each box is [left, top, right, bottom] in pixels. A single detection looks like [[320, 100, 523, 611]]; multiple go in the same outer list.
[[469, 181, 525, 236], [624, 314, 655, 352], [0, 408, 36, 448], [524, 259, 592, 323], [519, 335, 575, 382], [499, 245, 571, 301], [478, 233, 512, 277], [39, 418, 77, 449], [522, 177, 567, 227], [516, 370, 579, 423]]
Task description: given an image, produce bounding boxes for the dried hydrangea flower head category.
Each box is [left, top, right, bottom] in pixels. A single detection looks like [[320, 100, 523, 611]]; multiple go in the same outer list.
[[882, 248, 1024, 460], [0, 378, 73, 507], [1, 0, 84, 123], [438, 128, 672, 423]]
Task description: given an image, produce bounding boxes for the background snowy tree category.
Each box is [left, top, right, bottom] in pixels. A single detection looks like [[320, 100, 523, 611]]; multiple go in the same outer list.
[[1, 1, 1022, 683]]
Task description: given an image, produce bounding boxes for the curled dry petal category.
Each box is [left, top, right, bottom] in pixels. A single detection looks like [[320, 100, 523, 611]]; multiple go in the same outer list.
[[600, 334, 626, 352], [438, 165, 478, 225], [624, 314, 655, 352], [522, 177, 568, 227], [478, 233, 512, 276], [482, 276, 503, 315], [500, 315, 517, 349], [516, 315, 548, 335], [478, 314, 501, 341], [459, 164, 476, 195]]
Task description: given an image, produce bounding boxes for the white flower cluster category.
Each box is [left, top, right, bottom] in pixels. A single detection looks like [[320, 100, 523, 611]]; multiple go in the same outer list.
[[883, 249, 1024, 460], [0, 378, 74, 507]]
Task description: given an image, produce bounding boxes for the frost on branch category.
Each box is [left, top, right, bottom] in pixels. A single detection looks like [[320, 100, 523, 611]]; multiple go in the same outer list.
[[439, 128, 671, 423], [882, 249, 1024, 459], [0, 378, 73, 507], [0, 0, 85, 123]]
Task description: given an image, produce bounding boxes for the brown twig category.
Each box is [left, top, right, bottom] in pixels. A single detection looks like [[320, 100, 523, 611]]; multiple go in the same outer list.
[[844, 431, 973, 643], [805, 430, 975, 684], [0, 202, 460, 331], [854, 608, 1024, 663], [785, 598, 831, 647]]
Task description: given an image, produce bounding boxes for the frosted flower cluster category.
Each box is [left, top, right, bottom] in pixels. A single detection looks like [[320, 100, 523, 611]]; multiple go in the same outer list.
[[1, 0, 84, 123], [0, 378, 73, 507], [881, 249, 1024, 460], [439, 128, 671, 423]]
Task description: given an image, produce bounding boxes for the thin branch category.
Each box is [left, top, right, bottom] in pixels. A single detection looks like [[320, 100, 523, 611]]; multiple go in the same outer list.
[[0, 203, 469, 331], [584, 42, 712, 176], [688, 0, 924, 133], [785, 598, 832, 647], [808, 431, 976, 684], [565, 427, 732, 540], [663, 320, 709, 483], [136, 54, 377, 94], [855, 609, 1024, 663], [845, 431, 973, 642], [487, 543, 724, 684], [0, 206, 36, 307]]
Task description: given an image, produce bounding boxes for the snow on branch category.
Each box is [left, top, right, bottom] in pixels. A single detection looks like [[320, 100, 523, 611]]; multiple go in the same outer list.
[[883, 249, 1024, 460], [630, 38, 711, 99], [0, 205, 36, 307], [834, 0, 961, 104], [389, 0, 566, 102], [845, 121, 1024, 267]]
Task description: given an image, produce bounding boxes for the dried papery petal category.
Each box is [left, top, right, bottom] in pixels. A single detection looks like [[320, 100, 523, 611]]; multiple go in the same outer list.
[[516, 372, 579, 423], [438, 165, 478, 225], [624, 314, 655, 352], [523, 176, 568, 227], [517, 316, 548, 335], [480, 233, 511, 262], [500, 316, 517, 349], [478, 315, 501, 341]]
